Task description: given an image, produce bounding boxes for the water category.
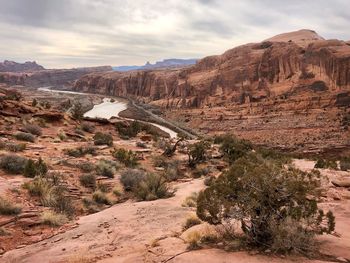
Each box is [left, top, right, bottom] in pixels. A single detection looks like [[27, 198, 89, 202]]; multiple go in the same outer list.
[[38, 87, 178, 138], [84, 98, 128, 119]]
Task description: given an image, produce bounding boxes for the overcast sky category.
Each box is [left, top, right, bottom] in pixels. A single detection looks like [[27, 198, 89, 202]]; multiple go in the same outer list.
[[0, 0, 349, 68]]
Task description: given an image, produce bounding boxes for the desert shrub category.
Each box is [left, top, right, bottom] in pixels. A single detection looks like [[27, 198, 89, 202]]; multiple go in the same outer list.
[[78, 161, 96, 173], [182, 192, 199, 208], [115, 120, 159, 139], [183, 215, 202, 230], [136, 141, 147, 148], [24, 177, 75, 216], [64, 145, 97, 157], [23, 124, 42, 136], [192, 167, 210, 178], [58, 132, 67, 141], [186, 231, 201, 250], [24, 158, 48, 178], [41, 211, 68, 226], [256, 147, 291, 164], [97, 182, 109, 193], [32, 98, 38, 107], [153, 157, 182, 182], [71, 102, 84, 120], [93, 132, 113, 146], [23, 176, 53, 197], [0, 154, 27, 174], [0, 197, 21, 215], [14, 132, 35, 143], [79, 174, 97, 189], [214, 134, 252, 164], [196, 153, 335, 253], [80, 122, 95, 133], [269, 217, 316, 254], [112, 186, 122, 197], [4, 142, 26, 152], [134, 173, 173, 201], [115, 121, 140, 138], [96, 159, 118, 178], [112, 148, 138, 167], [188, 140, 211, 167], [340, 157, 350, 171], [314, 158, 338, 170], [120, 169, 146, 191], [204, 176, 215, 186], [92, 190, 111, 205]]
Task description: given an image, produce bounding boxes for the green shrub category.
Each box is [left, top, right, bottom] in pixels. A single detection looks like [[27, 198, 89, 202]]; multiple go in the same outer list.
[[188, 140, 211, 167], [134, 173, 173, 201], [196, 153, 335, 253], [0, 197, 21, 215], [115, 120, 160, 139], [0, 154, 27, 174], [23, 124, 42, 136], [204, 176, 215, 186], [120, 169, 146, 191], [182, 192, 199, 208], [215, 134, 252, 164], [183, 215, 202, 230], [93, 132, 113, 146], [0, 141, 26, 152], [24, 158, 48, 178], [79, 174, 96, 189], [64, 145, 97, 157], [80, 122, 95, 133], [92, 190, 111, 205], [340, 157, 350, 171], [78, 161, 96, 173], [314, 159, 338, 170], [40, 211, 68, 226], [14, 132, 35, 143], [5, 142, 26, 152], [96, 159, 118, 178], [71, 102, 84, 120], [112, 148, 138, 167]]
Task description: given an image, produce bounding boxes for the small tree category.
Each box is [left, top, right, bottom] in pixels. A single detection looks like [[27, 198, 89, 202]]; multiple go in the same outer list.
[[32, 98, 38, 107], [93, 132, 113, 146], [215, 134, 252, 164], [188, 140, 211, 167], [196, 153, 335, 253], [71, 102, 84, 120]]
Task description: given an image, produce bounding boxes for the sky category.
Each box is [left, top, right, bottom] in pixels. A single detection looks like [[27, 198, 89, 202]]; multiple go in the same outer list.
[[0, 0, 349, 69]]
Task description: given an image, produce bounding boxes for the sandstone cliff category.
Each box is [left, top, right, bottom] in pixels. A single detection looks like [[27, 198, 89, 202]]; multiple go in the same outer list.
[[72, 30, 350, 153]]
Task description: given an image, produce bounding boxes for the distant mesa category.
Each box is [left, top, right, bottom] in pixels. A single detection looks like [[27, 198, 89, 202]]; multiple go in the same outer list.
[[0, 60, 45, 72], [113, 58, 198, 72]]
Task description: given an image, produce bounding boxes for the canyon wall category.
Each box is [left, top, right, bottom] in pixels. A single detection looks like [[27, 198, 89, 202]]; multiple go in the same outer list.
[[0, 66, 112, 88]]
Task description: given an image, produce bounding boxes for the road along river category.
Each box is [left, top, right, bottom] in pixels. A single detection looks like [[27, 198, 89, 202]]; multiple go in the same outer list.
[[38, 87, 178, 138]]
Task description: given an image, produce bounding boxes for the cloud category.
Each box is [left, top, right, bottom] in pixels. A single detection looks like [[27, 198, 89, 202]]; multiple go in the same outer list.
[[0, 0, 349, 68]]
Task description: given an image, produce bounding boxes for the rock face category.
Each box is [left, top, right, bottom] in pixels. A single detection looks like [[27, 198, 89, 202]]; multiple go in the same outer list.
[[0, 66, 112, 88], [52, 30, 350, 151], [0, 60, 45, 72], [74, 30, 350, 108]]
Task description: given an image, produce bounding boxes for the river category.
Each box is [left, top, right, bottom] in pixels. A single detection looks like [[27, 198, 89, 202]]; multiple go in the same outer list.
[[37, 87, 178, 138]]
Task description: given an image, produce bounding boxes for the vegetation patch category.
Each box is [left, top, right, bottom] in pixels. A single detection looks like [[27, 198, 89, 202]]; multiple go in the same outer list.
[[0, 197, 21, 215], [0, 154, 28, 174], [93, 132, 113, 146], [14, 132, 36, 143], [112, 148, 138, 167]]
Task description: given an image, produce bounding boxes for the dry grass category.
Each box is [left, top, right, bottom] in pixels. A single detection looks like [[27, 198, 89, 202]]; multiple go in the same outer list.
[[40, 211, 68, 226], [181, 192, 198, 208]]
